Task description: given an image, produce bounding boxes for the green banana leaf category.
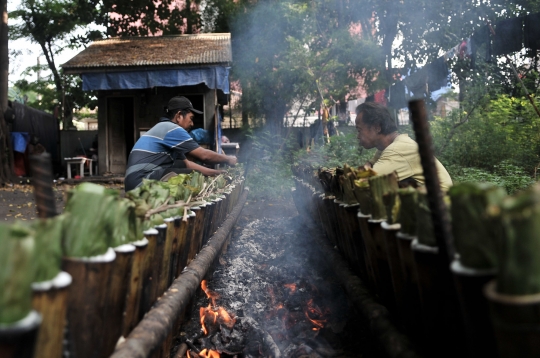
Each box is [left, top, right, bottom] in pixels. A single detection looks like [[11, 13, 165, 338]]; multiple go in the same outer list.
[[32, 215, 64, 283]]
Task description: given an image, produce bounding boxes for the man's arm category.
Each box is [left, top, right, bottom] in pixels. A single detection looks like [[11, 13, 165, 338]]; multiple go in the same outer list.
[[184, 160, 225, 176], [187, 147, 237, 166]]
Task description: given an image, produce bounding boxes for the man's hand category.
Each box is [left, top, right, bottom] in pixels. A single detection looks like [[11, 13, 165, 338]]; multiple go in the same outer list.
[[363, 161, 373, 170], [227, 156, 238, 166]]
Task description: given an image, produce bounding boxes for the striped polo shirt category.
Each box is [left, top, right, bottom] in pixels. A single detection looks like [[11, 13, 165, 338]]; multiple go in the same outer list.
[[124, 118, 199, 191]]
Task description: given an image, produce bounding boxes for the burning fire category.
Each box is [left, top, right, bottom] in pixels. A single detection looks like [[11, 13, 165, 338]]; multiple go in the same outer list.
[[304, 299, 328, 331], [197, 280, 237, 356]]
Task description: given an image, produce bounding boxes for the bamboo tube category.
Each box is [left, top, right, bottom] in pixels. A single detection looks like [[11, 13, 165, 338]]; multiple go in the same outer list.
[[357, 212, 378, 291], [343, 204, 367, 280], [139, 229, 159, 318], [395, 232, 422, 340], [322, 196, 339, 247], [152, 224, 168, 301], [332, 200, 347, 258], [416, 187, 437, 247], [368, 219, 396, 311], [485, 280, 540, 358], [172, 216, 189, 281], [62, 248, 116, 358], [397, 188, 418, 237], [122, 238, 149, 337], [0, 310, 42, 358], [201, 201, 215, 244], [451, 261, 497, 358], [176, 211, 197, 277], [159, 219, 176, 297], [449, 183, 505, 270], [354, 184, 372, 216], [103, 244, 136, 355], [498, 184, 540, 295], [412, 240, 465, 357], [31, 272, 71, 358], [381, 222, 406, 320], [368, 173, 399, 221]]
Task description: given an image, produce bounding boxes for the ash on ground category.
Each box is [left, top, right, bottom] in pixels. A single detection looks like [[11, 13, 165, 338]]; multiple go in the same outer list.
[[176, 199, 375, 358]]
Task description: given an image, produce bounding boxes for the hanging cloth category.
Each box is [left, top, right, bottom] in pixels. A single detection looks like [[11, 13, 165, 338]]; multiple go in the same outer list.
[[425, 57, 450, 93], [403, 69, 428, 98], [471, 25, 492, 63], [492, 17, 524, 56], [374, 89, 387, 106], [524, 12, 540, 51]]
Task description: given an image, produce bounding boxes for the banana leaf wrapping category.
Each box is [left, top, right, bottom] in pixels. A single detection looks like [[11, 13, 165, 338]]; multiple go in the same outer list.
[[62, 183, 117, 257], [318, 168, 334, 197], [0, 223, 35, 324], [368, 172, 399, 221], [497, 184, 540, 295], [449, 182, 506, 270], [383, 191, 401, 225], [109, 198, 142, 248], [397, 187, 418, 237], [331, 167, 344, 201], [353, 179, 371, 215], [340, 165, 358, 205], [32, 215, 64, 283]]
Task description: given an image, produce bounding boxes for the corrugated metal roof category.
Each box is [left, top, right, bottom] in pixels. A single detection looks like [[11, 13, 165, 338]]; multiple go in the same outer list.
[[62, 33, 231, 72]]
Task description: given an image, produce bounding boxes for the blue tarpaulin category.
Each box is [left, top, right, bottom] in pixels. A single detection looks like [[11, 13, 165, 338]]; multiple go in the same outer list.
[[82, 66, 230, 93], [11, 132, 29, 153]]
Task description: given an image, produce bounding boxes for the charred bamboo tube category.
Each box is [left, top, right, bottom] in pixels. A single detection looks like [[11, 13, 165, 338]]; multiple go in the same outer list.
[[381, 222, 406, 321], [31, 272, 71, 358], [111, 189, 248, 358], [188, 209, 204, 263], [103, 244, 136, 355], [395, 232, 422, 340], [484, 280, 540, 358], [0, 310, 42, 358], [62, 248, 116, 358], [315, 194, 331, 235], [152, 224, 168, 300], [333, 200, 348, 259], [139, 229, 159, 319], [412, 240, 465, 357], [451, 261, 497, 358], [369, 219, 396, 311], [303, 219, 420, 358], [322, 196, 339, 246], [357, 212, 378, 291], [122, 238, 149, 337], [343, 204, 368, 280]]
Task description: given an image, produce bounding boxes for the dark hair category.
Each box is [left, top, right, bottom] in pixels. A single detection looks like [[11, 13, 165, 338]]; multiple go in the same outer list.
[[164, 108, 191, 120], [355, 102, 397, 135]]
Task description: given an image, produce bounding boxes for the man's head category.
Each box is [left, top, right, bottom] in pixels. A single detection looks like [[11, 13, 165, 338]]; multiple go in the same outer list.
[[355, 102, 397, 149], [165, 96, 203, 131]]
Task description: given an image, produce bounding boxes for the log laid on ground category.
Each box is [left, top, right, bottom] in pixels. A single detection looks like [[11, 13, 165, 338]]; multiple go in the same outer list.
[[111, 189, 249, 358]]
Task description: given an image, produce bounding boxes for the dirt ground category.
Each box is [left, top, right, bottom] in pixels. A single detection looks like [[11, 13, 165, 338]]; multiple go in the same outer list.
[[0, 179, 125, 222]]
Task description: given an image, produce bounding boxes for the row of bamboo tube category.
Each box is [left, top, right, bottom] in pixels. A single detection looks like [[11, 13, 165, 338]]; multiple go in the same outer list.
[[7, 178, 245, 358], [290, 174, 533, 358]]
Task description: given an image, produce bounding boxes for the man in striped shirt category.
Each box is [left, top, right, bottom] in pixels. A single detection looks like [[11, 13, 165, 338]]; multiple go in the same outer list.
[[125, 96, 237, 191]]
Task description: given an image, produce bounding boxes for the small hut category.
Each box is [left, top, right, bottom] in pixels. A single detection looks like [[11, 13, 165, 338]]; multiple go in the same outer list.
[[62, 33, 232, 175]]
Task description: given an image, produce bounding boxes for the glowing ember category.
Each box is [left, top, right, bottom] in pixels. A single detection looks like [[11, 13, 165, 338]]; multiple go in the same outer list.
[[201, 280, 220, 306], [284, 283, 297, 293], [199, 348, 220, 358], [304, 299, 328, 330]]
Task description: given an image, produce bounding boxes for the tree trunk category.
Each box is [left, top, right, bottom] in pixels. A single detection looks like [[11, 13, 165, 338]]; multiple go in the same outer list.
[[0, 0, 13, 184]]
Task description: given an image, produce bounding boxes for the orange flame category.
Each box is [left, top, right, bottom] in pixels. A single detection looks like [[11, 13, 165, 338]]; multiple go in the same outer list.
[[201, 280, 220, 307], [199, 348, 220, 358], [186, 350, 191, 358], [284, 283, 297, 293], [304, 299, 327, 330], [199, 281, 236, 336]]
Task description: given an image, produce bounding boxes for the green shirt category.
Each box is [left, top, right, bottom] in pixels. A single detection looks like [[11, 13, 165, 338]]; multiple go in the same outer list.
[[372, 134, 453, 191]]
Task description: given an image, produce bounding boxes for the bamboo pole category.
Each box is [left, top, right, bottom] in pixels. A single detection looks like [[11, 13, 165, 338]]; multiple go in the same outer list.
[[31, 271, 71, 358]]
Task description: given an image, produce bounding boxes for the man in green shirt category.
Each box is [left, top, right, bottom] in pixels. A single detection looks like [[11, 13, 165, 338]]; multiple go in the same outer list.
[[355, 102, 452, 190]]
